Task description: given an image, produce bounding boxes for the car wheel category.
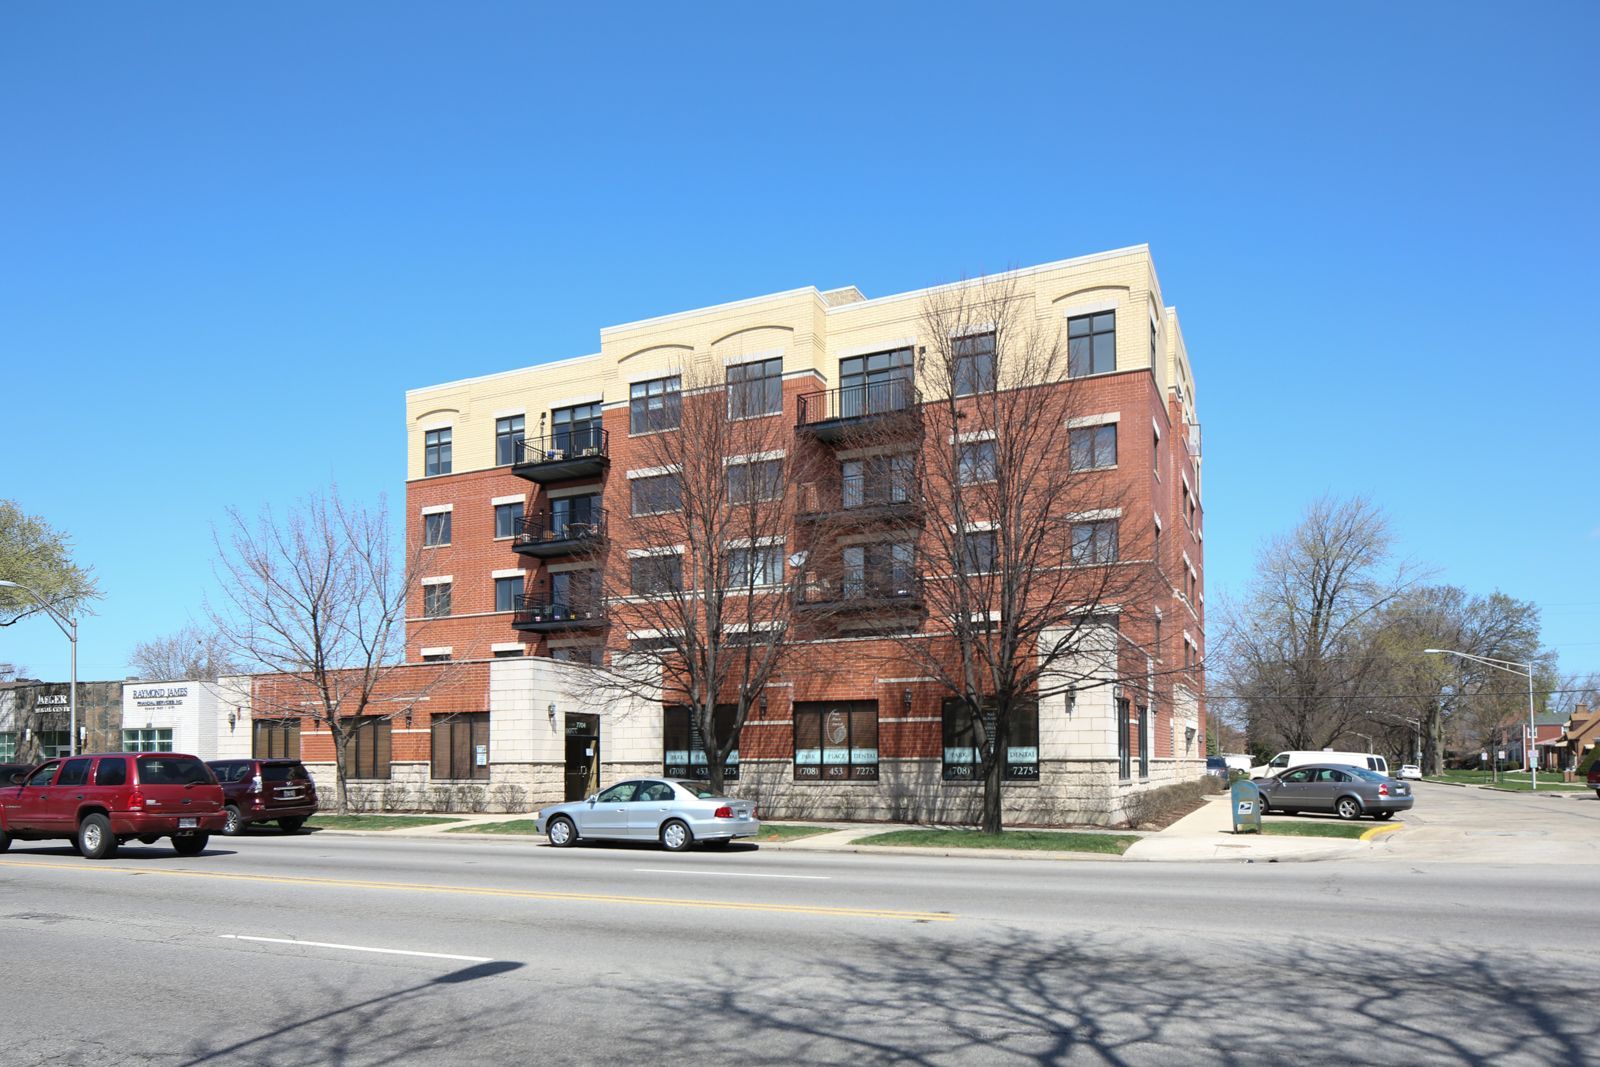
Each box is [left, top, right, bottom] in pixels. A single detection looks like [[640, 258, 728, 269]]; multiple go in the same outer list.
[[172, 834, 209, 857], [1256, 795, 1270, 815], [222, 805, 244, 836], [1336, 797, 1363, 821], [0, 827, 11, 853], [547, 816, 577, 848], [660, 819, 693, 852], [78, 814, 118, 860], [278, 816, 305, 834], [1375, 811, 1394, 821]]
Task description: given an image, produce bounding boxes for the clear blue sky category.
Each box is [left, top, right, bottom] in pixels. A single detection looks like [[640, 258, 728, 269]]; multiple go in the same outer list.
[[3, 3, 1596, 683]]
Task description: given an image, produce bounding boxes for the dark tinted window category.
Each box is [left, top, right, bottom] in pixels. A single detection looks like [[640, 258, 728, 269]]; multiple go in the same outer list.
[[136, 756, 213, 785], [209, 761, 247, 783], [56, 758, 92, 787], [95, 758, 128, 786], [263, 762, 310, 783]]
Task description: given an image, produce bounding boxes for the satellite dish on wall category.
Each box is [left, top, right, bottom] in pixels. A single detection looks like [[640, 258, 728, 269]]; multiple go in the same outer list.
[[787, 551, 808, 568]]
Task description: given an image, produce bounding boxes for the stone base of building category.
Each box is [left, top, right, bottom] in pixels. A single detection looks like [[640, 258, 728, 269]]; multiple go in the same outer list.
[[303, 757, 1204, 826]]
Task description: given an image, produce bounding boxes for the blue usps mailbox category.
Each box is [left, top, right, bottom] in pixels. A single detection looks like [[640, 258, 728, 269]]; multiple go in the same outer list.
[[1231, 779, 1262, 834]]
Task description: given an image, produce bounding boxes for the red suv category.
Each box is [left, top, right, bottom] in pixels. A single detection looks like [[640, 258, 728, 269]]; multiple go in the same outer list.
[[0, 753, 225, 859], [1587, 762, 1600, 798], [206, 759, 318, 834]]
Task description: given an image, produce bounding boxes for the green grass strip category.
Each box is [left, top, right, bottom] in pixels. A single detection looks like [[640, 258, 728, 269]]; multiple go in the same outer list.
[[307, 815, 466, 831], [854, 829, 1138, 854], [444, 819, 543, 835], [749, 824, 835, 842], [1260, 821, 1371, 839]]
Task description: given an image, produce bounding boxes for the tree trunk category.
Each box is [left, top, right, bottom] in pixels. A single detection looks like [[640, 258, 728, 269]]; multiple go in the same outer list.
[[981, 743, 1004, 835], [1425, 703, 1445, 776], [332, 728, 349, 816]]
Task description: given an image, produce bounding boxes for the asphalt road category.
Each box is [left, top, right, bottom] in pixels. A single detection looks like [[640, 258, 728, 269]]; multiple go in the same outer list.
[[2, 789, 1594, 1066]]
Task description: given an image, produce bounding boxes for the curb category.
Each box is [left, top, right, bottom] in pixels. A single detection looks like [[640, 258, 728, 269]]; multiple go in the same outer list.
[[1359, 823, 1405, 842]]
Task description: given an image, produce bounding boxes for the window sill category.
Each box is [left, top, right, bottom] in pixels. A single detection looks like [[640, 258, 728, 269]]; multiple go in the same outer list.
[[629, 426, 682, 438], [729, 411, 782, 423], [1070, 464, 1118, 474], [423, 543, 450, 549], [492, 536, 513, 542]]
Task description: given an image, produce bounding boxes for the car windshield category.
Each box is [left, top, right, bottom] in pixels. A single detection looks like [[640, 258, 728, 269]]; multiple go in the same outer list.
[[675, 782, 721, 799], [1206, 757, 1226, 768], [263, 763, 311, 783], [137, 756, 214, 785]]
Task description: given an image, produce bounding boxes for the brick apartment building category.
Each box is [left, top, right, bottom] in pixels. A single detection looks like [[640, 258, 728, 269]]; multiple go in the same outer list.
[[327, 244, 1208, 826]]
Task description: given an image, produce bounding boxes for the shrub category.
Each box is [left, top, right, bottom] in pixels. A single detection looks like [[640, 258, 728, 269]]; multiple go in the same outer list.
[[428, 786, 456, 813], [1123, 779, 1208, 829], [491, 783, 528, 813], [345, 786, 375, 814], [461, 785, 489, 813], [381, 782, 412, 812]]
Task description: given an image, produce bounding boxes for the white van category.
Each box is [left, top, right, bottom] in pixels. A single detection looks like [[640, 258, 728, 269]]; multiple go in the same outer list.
[[1252, 750, 1390, 778]]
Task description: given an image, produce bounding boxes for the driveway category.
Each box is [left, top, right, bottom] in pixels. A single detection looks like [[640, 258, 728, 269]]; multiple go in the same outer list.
[[1366, 781, 1600, 864]]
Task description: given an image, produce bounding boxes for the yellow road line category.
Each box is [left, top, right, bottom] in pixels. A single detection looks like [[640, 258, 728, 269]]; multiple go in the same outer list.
[[1360, 823, 1405, 842], [0, 859, 955, 922]]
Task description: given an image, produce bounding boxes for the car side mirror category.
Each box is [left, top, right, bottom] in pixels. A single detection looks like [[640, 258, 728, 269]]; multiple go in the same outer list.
[[8, 773, 21, 785], [587, 794, 598, 804]]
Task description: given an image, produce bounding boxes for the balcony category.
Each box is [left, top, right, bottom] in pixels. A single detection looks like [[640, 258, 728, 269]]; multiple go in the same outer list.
[[794, 568, 924, 614], [798, 474, 920, 525], [511, 428, 609, 484], [512, 509, 608, 558], [796, 379, 921, 443], [511, 596, 607, 633]]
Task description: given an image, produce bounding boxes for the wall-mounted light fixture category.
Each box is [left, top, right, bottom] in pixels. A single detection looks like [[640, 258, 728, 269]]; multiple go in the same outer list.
[[405, 708, 413, 728], [548, 702, 557, 726], [760, 695, 768, 714], [227, 711, 238, 732], [78, 724, 87, 743], [902, 688, 913, 711], [23, 727, 32, 742]]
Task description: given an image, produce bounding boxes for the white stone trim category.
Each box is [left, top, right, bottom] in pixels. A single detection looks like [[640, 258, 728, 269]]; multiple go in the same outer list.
[[492, 408, 525, 420], [490, 494, 524, 506], [491, 568, 525, 580], [552, 393, 603, 409], [547, 560, 599, 575], [547, 483, 603, 499], [420, 575, 452, 586], [627, 367, 687, 385], [628, 464, 682, 479], [948, 321, 996, 338], [722, 347, 785, 367], [725, 535, 785, 548], [949, 428, 997, 444], [420, 503, 453, 515], [417, 416, 454, 431], [949, 519, 998, 533], [834, 337, 916, 360], [1066, 508, 1123, 522], [626, 545, 685, 558], [419, 646, 453, 657], [1059, 297, 1121, 319], [724, 449, 786, 465], [1067, 411, 1121, 429], [489, 642, 526, 653]]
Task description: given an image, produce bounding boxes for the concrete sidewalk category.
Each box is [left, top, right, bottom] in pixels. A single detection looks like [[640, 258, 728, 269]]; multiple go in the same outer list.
[[304, 796, 1400, 863]]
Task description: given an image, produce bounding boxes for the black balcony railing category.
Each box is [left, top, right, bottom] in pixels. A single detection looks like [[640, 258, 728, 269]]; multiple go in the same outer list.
[[797, 379, 920, 441], [511, 595, 606, 632], [799, 472, 920, 521], [512, 509, 607, 557], [795, 566, 923, 610], [511, 428, 610, 483]]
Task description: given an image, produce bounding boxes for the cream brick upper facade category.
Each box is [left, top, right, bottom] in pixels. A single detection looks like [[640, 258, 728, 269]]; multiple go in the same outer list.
[[405, 244, 1199, 483]]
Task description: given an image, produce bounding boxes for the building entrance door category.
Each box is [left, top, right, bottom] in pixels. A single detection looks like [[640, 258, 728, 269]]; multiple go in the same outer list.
[[564, 712, 600, 801]]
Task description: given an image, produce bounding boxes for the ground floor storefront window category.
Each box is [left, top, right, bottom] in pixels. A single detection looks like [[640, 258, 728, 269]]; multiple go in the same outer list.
[[794, 701, 879, 781], [663, 704, 738, 781], [254, 718, 301, 760], [122, 728, 174, 752], [941, 699, 1039, 781], [431, 712, 490, 781], [343, 717, 392, 780]]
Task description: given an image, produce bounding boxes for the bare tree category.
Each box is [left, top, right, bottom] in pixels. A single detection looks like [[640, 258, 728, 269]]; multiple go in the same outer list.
[[0, 499, 100, 626], [801, 274, 1165, 834], [207, 488, 451, 814], [590, 366, 824, 793], [129, 623, 243, 680], [1220, 496, 1426, 753]]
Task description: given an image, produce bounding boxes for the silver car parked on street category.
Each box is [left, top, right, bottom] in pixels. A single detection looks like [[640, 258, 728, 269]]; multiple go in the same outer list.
[[535, 778, 760, 851], [1256, 763, 1414, 820]]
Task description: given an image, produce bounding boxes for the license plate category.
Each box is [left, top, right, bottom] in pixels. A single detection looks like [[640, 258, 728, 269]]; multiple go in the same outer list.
[[278, 790, 302, 800], [179, 818, 198, 829]]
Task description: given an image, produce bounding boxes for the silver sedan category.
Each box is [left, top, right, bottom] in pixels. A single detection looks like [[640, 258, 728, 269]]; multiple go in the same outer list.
[[535, 778, 760, 851], [1256, 762, 1414, 820]]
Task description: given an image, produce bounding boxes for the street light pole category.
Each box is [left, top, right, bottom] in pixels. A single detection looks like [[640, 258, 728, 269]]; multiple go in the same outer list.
[[0, 579, 79, 757], [1425, 648, 1539, 792]]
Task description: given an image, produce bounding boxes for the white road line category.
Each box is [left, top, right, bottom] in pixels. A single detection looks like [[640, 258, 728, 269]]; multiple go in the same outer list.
[[219, 935, 492, 963], [633, 868, 830, 880]]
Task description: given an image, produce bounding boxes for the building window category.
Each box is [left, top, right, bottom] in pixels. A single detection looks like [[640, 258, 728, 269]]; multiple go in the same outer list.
[[495, 415, 525, 466], [630, 554, 683, 596], [941, 699, 1039, 781], [1068, 312, 1116, 377], [728, 458, 783, 504], [1071, 520, 1119, 564], [494, 576, 522, 613], [423, 581, 452, 618], [630, 376, 681, 434], [1138, 703, 1150, 778], [953, 332, 996, 396], [37, 731, 71, 758], [631, 473, 683, 515], [494, 501, 523, 539], [842, 453, 914, 509], [431, 712, 490, 781], [253, 718, 301, 760], [492, 647, 525, 659], [729, 545, 783, 588], [423, 511, 451, 547], [793, 701, 879, 781], [344, 717, 392, 780], [839, 349, 913, 416], [0, 731, 13, 760], [957, 440, 997, 485], [1153, 427, 1161, 478], [551, 403, 602, 454], [551, 645, 603, 666], [1117, 697, 1132, 780], [424, 428, 452, 476], [726, 358, 783, 419], [962, 529, 998, 574], [841, 542, 915, 598], [663, 704, 738, 780], [550, 569, 599, 613], [1069, 424, 1117, 471], [421, 652, 452, 663], [122, 728, 174, 753]]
